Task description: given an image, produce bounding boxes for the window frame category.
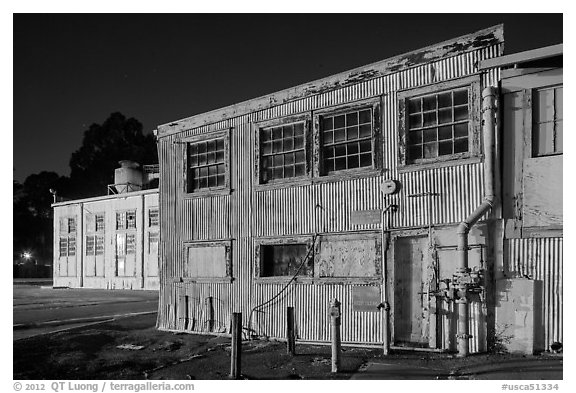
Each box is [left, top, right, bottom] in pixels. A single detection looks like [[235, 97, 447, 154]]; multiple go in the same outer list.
[[313, 98, 382, 179], [531, 84, 563, 157], [397, 75, 482, 169], [182, 240, 233, 282], [182, 129, 231, 197], [254, 114, 312, 188], [254, 236, 315, 283], [116, 210, 137, 231], [148, 208, 159, 227]]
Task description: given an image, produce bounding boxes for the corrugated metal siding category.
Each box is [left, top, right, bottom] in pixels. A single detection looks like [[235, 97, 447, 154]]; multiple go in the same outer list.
[[505, 237, 563, 349], [157, 43, 504, 347], [251, 283, 383, 344]]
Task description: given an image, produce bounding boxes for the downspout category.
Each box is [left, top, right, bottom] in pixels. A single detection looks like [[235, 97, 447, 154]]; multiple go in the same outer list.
[[455, 86, 497, 357]]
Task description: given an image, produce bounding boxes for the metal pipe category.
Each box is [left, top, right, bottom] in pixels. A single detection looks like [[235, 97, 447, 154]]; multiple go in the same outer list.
[[330, 299, 341, 373], [455, 86, 497, 357], [380, 204, 397, 355]]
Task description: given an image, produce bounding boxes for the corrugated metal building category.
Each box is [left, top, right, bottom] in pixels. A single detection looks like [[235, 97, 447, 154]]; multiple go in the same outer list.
[[154, 25, 561, 354], [53, 162, 160, 290]]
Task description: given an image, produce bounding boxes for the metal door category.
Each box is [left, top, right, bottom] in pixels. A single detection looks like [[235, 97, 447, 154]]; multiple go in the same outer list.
[[394, 235, 433, 347]]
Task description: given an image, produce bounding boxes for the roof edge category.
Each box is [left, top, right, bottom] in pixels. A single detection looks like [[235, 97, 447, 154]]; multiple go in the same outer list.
[[52, 188, 158, 208], [479, 43, 562, 70]]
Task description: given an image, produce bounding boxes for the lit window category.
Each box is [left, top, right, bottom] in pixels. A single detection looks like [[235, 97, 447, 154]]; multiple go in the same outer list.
[[321, 108, 373, 173], [260, 122, 306, 183], [406, 88, 469, 162], [533, 86, 563, 156], [187, 138, 226, 192], [260, 244, 312, 277]]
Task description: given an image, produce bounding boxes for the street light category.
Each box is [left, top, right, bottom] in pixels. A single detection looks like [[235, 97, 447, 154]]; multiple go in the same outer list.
[[22, 251, 32, 260]]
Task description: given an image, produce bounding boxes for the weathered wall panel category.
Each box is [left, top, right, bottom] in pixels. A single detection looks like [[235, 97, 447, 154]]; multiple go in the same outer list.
[[504, 237, 563, 350]]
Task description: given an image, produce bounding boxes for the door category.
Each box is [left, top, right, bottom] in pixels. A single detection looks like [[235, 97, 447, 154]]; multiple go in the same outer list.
[[394, 235, 435, 347]]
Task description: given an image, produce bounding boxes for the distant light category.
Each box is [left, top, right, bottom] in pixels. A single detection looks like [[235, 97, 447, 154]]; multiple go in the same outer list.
[[22, 252, 32, 260]]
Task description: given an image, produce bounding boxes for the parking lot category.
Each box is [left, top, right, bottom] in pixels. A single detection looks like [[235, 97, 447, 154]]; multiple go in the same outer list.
[[13, 284, 158, 340]]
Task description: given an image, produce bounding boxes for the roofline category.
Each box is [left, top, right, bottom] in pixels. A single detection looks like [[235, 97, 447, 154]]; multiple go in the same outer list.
[[51, 188, 158, 208], [157, 24, 504, 138], [479, 43, 562, 70]]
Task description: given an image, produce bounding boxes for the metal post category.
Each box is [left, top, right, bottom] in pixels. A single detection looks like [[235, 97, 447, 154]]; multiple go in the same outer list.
[[206, 296, 214, 332], [330, 299, 341, 373], [287, 306, 296, 355], [230, 312, 242, 379]]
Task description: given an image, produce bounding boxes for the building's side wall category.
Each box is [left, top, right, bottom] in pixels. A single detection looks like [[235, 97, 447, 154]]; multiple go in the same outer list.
[[500, 66, 563, 352], [157, 41, 503, 352], [53, 192, 159, 290]]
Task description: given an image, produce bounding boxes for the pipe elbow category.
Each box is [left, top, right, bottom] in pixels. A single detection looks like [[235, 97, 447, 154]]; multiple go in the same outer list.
[[457, 221, 469, 235]]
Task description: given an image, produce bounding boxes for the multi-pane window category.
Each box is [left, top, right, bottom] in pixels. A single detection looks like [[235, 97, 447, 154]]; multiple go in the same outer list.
[[260, 122, 306, 183], [86, 236, 95, 255], [59, 238, 68, 257], [406, 88, 469, 162], [533, 86, 563, 156], [149, 208, 159, 227], [95, 236, 104, 255], [59, 237, 76, 257], [86, 235, 105, 256], [149, 232, 159, 254], [187, 138, 226, 192], [67, 237, 76, 256], [126, 234, 136, 255], [116, 211, 136, 230], [68, 218, 77, 233], [260, 244, 312, 277], [95, 214, 105, 232], [321, 108, 373, 173]]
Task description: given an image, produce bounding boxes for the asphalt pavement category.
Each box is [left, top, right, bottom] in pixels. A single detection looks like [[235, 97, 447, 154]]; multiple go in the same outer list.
[[13, 284, 158, 340]]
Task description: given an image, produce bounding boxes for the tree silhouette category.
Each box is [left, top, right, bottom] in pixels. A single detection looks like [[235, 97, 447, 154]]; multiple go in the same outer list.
[[68, 112, 157, 198]]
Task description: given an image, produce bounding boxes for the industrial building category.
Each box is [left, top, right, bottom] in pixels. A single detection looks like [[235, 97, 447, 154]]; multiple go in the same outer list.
[[134, 24, 559, 356], [52, 161, 160, 290]]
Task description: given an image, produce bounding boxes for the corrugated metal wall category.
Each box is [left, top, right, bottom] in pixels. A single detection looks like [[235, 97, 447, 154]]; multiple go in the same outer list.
[[505, 237, 563, 350], [157, 42, 503, 351]]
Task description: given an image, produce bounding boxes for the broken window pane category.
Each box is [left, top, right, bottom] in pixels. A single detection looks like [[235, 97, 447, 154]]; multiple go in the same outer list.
[[261, 244, 312, 277]]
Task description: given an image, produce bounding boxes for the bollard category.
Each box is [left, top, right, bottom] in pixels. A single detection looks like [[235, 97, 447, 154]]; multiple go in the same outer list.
[[206, 296, 214, 332], [287, 307, 296, 355], [330, 299, 341, 373], [230, 312, 242, 379]]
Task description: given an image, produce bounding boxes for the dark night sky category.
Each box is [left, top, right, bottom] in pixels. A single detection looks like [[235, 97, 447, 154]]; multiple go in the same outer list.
[[13, 13, 563, 182]]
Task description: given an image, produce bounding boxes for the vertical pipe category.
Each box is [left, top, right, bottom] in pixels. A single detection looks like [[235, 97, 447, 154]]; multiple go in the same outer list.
[[455, 86, 497, 357], [287, 306, 296, 355], [330, 299, 341, 373], [206, 296, 214, 332], [380, 208, 390, 355], [230, 312, 242, 379]]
